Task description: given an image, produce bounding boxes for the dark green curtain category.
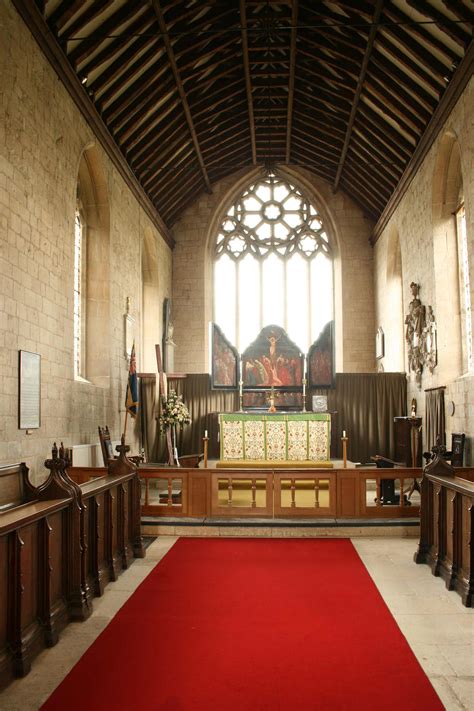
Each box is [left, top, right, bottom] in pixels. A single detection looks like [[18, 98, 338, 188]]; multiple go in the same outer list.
[[142, 373, 406, 464], [424, 387, 446, 452], [312, 373, 407, 463]]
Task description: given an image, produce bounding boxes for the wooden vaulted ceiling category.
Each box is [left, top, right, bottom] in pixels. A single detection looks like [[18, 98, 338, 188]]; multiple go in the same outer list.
[[14, 0, 473, 238]]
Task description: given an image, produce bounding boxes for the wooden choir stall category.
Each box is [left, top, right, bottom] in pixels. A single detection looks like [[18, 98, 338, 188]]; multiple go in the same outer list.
[[0, 441, 144, 690]]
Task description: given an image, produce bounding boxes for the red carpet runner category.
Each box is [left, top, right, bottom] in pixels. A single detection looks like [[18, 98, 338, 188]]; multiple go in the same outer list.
[[42, 539, 442, 710]]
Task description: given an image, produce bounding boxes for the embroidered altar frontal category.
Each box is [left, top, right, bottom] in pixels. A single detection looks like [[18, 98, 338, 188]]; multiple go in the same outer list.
[[218, 413, 331, 466]]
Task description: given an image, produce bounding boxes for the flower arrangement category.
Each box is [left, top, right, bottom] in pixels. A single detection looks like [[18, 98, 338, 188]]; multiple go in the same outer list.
[[159, 389, 191, 433]]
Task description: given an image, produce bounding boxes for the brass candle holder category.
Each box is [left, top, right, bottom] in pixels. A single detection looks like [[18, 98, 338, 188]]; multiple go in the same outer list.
[[203, 430, 209, 468], [341, 431, 348, 469], [266, 386, 279, 413]]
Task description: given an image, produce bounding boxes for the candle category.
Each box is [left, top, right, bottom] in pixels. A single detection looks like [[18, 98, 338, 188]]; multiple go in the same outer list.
[[204, 430, 208, 438], [343, 430, 346, 438]]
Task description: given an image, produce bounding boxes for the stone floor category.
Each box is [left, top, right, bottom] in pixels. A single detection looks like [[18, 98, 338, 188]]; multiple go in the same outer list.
[[0, 536, 472, 710]]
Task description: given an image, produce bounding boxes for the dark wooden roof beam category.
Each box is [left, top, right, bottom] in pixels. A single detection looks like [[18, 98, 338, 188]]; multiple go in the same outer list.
[[333, 0, 384, 190], [239, 0, 257, 164], [380, 22, 456, 79], [368, 69, 432, 124], [83, 16, 158, 81], [377, 32, 446, 93], [132, 118, 190, 174], [121, 97, 183, 153], [362, 86, 423, 137], [56, 0, 114, 38], [441, 0, 473, 25], [151, 0, 212, 193], [405, 0, 472, 46], [370, 49, 438, 113], [67, 3, 142, 67], [357, 105, 414, 157], [89, 36, 161, 98], [100, 58, 169, 120], [107, 75, 176, 133], [384, 4, 464, 60], [46, 0, 84, 32], [349, 132, 404, 183]]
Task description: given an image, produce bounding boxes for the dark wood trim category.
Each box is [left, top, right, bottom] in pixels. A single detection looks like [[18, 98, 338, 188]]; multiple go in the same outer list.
[[334, 0, 384, 191], [372, 42, 474, 244], [285, 0, 298, 164], [151, 0, 212, 194], [10, 0, 175, 250], [239, 0, 257, 165]]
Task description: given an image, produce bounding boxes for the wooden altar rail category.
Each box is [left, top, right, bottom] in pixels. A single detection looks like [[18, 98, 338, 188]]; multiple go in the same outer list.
[[0, 463, 143, 690], [414, 466, 474, 607], [128, 466, 426, 520]]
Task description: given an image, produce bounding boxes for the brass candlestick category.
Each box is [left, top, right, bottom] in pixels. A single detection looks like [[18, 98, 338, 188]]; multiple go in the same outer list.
[[266, 386, 279, 413], [341, 432, 348, 469], [203, 434, 209, 468]]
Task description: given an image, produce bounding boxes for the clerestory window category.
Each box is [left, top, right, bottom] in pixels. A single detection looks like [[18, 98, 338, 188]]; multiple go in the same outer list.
[[213, 173, 333, 351]]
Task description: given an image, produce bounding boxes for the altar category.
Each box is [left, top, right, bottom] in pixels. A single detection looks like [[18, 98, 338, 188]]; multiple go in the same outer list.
[[217, 412, 332, 468]]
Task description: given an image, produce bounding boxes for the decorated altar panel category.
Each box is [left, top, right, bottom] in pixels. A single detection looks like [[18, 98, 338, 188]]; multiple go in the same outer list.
[[219, 413, 331, 463]]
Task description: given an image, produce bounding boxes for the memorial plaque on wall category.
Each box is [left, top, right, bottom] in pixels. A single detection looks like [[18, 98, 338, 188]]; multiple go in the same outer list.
[[18, 350, 41, 429]]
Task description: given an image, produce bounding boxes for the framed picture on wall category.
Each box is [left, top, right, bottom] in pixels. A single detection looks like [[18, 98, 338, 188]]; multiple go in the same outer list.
[[18, 350, 41, 430]]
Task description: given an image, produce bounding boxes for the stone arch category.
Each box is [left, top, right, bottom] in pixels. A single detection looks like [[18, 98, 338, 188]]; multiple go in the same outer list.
[[432, 131, 463, 379], [76, 144, 110, 387], [141, 227, 161, 372], [385, 226, 404, 370]]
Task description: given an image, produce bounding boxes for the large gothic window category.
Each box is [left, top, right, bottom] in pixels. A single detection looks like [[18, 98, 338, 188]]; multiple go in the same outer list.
[[214, 174, 333, 351]]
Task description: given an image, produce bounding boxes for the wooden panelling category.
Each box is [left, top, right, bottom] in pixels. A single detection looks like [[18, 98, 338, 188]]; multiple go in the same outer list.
[[337, 472, 359, 517], [415, 462, 474, 607], [1, 458, 145, 690], [138, 466, 421, 520], [188, 473, 211, 517]]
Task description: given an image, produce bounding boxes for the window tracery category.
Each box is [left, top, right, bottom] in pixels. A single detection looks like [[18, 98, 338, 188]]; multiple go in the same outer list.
[[213, 174, 333, 351]]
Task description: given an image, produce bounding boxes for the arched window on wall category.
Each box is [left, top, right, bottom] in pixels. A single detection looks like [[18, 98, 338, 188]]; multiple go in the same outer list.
[[385, 228, 404, 371], [213, 173, 333, 351], [74, 146, 110, 386], [456, 201, 472, 372], [73, 197, 86, 378], [142, 228, 161, 372], [432, 133, 466, 379]]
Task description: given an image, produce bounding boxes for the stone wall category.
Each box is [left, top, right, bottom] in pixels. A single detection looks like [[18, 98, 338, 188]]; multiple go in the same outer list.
[[172, 165, 375, 374], [374, 77, 474, 463], [0, 2, 172, 480]]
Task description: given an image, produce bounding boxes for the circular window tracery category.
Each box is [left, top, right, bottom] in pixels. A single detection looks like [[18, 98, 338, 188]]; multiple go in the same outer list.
[[214, 174, 331, 261]]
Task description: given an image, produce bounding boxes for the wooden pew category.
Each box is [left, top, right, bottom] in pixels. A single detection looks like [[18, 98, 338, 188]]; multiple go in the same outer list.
[[0, 442, 144, 690], [414, 456, 474, 607]]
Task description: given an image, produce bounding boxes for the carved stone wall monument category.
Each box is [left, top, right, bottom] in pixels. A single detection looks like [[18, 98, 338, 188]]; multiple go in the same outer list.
[[404, 282, 437, 388]]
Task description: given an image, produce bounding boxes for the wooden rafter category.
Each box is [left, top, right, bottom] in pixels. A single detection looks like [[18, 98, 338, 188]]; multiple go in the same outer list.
[[151, 0, 212, 193], [239, 0, 257, 164], [334, 0, 384, 191], [285, 0, 298, 164]]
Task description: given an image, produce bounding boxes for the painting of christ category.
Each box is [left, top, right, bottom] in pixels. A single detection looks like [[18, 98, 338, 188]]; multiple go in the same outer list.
[[242, 325, 304, 390]]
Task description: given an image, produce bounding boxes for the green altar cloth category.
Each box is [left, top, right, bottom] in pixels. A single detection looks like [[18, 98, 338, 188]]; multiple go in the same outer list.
[[219, 412, 331, 463]]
